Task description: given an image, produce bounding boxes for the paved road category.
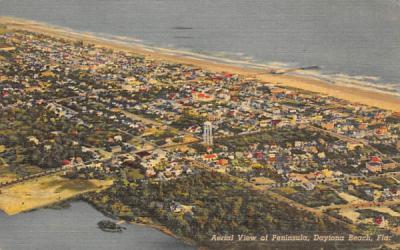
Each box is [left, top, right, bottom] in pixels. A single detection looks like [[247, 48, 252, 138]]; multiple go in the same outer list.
[[321, 198, 400, 211]]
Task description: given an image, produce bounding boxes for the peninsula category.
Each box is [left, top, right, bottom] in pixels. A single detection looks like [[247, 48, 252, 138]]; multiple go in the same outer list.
[[0, 16, 399, 249]]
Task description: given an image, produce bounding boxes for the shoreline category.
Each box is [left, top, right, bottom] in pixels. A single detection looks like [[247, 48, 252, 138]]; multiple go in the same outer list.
[[0, 16, 399, 112], [0, 175, 113, 216], [80, 196, 198, 248], [1, 16, 398, 249], [0, 197, 198, 249]]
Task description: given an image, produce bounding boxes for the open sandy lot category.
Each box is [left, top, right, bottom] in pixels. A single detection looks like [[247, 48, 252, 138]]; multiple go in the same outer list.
[[0, 175, 113, 215]]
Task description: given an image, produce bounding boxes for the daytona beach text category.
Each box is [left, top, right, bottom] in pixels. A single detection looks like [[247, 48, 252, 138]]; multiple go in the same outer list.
[[210, 234, 392, 242]]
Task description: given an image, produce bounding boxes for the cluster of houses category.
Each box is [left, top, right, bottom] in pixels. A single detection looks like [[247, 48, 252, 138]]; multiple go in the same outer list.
[[139, 149, 193, 180], [0, 30, 399, 208]]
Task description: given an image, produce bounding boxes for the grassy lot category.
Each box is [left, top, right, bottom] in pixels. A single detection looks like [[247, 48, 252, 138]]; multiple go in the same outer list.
[[0, 175, 113, 215]]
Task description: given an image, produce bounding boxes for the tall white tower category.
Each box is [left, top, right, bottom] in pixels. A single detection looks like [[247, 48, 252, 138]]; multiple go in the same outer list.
[[203, 121, 213, 146]]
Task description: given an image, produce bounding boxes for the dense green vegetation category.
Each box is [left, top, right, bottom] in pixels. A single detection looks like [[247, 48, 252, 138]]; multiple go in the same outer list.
[[97, 220, 124, 233], [171, 111, 206, 130], [85, 170, 349, 244], [1, 107, 93, 169]]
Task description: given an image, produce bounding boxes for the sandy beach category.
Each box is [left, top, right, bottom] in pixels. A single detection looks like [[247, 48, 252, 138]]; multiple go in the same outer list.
[[0, 16, 399, 112]]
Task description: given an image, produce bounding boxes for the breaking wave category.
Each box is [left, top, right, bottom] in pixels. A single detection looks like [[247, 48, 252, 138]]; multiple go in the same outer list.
[[10, 17, 400, 98]]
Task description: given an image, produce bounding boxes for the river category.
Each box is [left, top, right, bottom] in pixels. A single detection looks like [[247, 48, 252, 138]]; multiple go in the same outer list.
[[0, 201, 193, 250]]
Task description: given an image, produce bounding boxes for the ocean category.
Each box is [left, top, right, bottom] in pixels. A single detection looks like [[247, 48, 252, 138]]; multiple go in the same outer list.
[[0, 0, 399, 95]]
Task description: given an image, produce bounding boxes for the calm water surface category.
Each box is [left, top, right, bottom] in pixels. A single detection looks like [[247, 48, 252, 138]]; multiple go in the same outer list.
[[0, 202, 193, 250]]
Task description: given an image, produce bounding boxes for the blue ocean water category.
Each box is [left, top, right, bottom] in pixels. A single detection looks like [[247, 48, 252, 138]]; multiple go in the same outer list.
[[0, 0, 399, 94]]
